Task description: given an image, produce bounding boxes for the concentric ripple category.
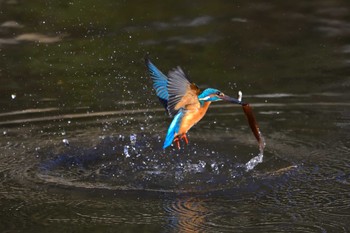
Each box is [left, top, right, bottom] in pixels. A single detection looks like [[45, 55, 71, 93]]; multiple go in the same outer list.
[[30, 132, 292, 194]]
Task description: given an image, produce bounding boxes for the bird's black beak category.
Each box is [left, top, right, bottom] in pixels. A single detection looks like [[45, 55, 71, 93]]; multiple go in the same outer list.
[[219, 94, 245, 105]]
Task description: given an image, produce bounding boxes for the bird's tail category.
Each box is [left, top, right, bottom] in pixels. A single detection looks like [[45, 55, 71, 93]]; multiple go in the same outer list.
[[163, 110, 184, 149]]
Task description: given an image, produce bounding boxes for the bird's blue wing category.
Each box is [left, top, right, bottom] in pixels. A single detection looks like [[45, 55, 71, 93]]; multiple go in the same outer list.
[[163, 109, 184, 149], [145, 58, 169, 110]]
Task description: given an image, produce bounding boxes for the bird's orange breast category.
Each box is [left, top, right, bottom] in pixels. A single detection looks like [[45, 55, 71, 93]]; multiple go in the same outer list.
[[178, 102, 211, 135]]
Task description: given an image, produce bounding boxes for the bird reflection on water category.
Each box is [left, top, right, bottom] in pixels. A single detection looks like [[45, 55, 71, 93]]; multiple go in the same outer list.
[[164, 197, 209, 233]]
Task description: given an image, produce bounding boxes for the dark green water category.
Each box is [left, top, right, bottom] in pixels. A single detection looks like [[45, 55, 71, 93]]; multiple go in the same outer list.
[[1, 1, 350, 232]]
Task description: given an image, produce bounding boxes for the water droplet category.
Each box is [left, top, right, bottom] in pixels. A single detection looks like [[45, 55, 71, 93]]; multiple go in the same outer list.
[[130, 134, 137, 145], [124, 145, 130, 158], [62, 139, 69, 146], [238, 91, 242, 102]]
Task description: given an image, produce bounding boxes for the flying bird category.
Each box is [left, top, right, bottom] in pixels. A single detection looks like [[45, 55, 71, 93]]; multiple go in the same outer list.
[[145, 58, 243, 149]]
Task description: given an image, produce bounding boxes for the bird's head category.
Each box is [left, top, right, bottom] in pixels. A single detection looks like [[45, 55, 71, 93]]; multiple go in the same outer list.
[[198, 88, 243, 105], [198, 88, 224, 102]]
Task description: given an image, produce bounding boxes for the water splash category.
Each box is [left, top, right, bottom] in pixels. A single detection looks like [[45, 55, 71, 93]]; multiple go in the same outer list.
[[130, 134, 137, 145], [245, 130, 266, 171], [245, 153, 263, 171], [123, 134, 138, 158], [123, 145, 131, 158]]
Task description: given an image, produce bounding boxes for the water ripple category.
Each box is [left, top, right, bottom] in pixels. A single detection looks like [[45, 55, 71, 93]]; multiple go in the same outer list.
[[0, 98, 349, 232]]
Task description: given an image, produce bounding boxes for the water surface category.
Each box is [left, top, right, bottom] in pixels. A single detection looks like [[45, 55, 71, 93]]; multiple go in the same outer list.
[[0, 0, 350, 232]]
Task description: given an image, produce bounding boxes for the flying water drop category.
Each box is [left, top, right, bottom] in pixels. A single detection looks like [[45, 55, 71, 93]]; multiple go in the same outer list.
[[130, 134, 137, 145], [124, 145, 130, 158], [62, 139, 69, 146]]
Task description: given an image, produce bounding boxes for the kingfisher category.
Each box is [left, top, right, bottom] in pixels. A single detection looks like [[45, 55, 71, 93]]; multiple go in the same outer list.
[[145, 58, 243, 149]]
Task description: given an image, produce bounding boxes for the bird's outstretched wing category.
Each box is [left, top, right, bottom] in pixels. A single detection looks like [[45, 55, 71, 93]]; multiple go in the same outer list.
[[145, 58, 169, 110], [167, 67, 200, 117]]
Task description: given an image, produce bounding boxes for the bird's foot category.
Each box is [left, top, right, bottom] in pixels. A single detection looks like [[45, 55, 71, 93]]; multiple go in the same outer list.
[[173, 134, 189, 149], [173, 136, 181, 150], [181, 134, 189, 145]]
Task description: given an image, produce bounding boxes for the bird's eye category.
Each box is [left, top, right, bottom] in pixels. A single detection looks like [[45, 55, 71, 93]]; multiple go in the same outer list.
[[216, 91, 224, 96]]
